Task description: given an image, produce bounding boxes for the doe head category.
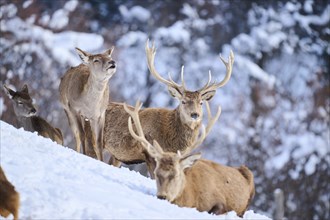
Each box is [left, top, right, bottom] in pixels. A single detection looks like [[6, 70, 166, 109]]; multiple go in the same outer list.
[[3, 84, 36, 117], [75, 46, 116, 80]]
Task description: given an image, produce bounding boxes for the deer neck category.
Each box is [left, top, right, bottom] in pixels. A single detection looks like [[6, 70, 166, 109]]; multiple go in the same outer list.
[[167, 109, 201, 151], [82, 72, 109, 106], [86, 72, 109, 94], [172, 174, 190, 204], [16, 115, 34, 132]]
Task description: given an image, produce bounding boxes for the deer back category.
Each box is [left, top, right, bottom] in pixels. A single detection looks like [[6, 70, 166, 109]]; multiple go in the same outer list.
[[30, 116, 64, 145], [175, 159, 255, 216]]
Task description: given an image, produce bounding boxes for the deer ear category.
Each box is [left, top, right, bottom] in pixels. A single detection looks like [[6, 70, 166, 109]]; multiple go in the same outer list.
[[75, 47, 90, 64], [180, 152, 202, 170], [3, 84, 16, 99], [105, 46, 114, 57], [21, 84, 29, 94], [201, 90, 216, 101], [168, 86, 182, 99]]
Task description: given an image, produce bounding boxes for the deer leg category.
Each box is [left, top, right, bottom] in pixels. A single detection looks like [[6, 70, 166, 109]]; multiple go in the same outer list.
[[108, 155, 122, 167], [97, 114, 106, 161], [64, 109, 83, 153], [208, 202, 226, 215], [73, 114, 86, 155], [82, 120, 97, 159], [90, 119, 103, 161]]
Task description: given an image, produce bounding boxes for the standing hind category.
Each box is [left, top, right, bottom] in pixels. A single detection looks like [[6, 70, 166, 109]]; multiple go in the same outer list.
[[59, 47, 116, 160]]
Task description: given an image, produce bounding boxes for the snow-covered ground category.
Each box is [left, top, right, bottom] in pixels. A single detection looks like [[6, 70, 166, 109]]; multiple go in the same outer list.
[[0, 120, 270, 219]]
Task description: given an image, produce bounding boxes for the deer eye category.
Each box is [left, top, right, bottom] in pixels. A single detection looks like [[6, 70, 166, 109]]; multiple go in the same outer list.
[[18, 101, 23, 105], [93, 59, 100, 63], [181, 101, 186, 104]]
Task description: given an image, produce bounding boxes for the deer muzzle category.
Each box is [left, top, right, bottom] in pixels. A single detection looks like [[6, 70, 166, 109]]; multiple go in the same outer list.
[[190, 113, 199, 119], [107, 60, 116, 69]]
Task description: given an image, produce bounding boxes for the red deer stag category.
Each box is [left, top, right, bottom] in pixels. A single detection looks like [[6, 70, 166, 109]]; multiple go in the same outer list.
[[126, 101, 255, 217], [104, 40, 234, 176], [59, 47, 116, 160]]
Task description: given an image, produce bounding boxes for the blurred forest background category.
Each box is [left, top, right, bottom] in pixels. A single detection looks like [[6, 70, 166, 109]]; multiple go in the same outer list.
[[0, 0, 329, 219]]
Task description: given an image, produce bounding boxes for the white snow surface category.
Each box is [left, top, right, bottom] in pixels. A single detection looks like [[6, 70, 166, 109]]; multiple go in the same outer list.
[[0, 121, 270, 220]]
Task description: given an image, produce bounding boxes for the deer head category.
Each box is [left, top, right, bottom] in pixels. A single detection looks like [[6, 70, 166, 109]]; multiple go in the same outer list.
[[145, 40, 233, 129], [75, 47, 116, 80], [124, 100, 221, 202], [3, 84, 36, 117]]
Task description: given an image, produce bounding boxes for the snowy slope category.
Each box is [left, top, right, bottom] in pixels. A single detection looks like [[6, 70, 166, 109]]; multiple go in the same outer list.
[[0, 121, 270, 220]]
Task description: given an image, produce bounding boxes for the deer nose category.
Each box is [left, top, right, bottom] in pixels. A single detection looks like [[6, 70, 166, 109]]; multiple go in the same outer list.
[[108, 60, 116, 68], [30, 108, 36, 114], [191, 113, 199, 119], [157, 195, 166, 200]]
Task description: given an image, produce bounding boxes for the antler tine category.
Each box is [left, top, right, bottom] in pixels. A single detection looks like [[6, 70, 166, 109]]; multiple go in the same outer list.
[[199, 50, 234, 93], [198, 70, 212, 92], [205, 101, 221, 137], [145, 39, 185, 90], [181, 66, 187, 90], [125, 101, 164, 157], [168, 72, 181, 88], [124, 101, 149, 148]]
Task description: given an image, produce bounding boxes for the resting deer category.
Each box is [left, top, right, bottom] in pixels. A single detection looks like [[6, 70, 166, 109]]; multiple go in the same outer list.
[[3, 84, 63, 145], [0, 166, 20, 220], [59, 47, 116, 160], [126, 101, 255, 217], [104, 40, 234, 176]]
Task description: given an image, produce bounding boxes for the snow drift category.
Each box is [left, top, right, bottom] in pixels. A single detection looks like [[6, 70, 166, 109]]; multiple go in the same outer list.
[[0, 120, 270, 219]]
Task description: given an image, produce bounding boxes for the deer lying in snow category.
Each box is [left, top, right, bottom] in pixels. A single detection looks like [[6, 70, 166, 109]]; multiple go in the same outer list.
[[104, 40, 234, 176], [0, 166, 20, 220], [126, 101, 255, 217], [59, 47, 116, 160], [3, 84, 63, 145]]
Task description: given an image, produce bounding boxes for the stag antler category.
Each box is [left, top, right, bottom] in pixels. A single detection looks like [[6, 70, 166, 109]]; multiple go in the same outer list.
[[124, 101, 163, 157], [145, 39, 187, 91], [198, 51, 234, 93]]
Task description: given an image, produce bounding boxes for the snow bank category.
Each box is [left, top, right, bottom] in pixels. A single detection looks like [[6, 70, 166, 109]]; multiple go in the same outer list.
[[0, 120, 270, 219]]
